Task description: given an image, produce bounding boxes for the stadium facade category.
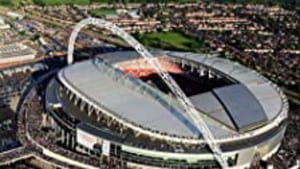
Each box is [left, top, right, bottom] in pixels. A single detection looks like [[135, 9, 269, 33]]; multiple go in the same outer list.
[[45, 50, 288, 169]]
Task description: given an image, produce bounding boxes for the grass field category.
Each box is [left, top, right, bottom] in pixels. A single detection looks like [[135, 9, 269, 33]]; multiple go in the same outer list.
[[134, 31, 206, 53], [88, 8, 115, 17], [0, 0, 13, 7]]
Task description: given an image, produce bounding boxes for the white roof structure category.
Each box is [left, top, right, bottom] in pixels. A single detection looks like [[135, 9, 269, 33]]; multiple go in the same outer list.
[[58, 51, 287, 139], [190, 92, 235, 129], [166, 51, 284, 122], [60, 60, 198, 138]]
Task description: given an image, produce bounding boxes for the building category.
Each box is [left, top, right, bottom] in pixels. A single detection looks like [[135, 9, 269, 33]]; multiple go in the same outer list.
[[0, 16, 4, 25], [0, 43, 37, 65], [0, 16, 10, 30], [45, 50, 288, 169], [6, 12, 24, 20], [0, 24, 10, 30]]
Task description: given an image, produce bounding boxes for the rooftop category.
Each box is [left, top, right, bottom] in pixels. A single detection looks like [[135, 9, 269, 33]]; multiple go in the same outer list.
[[0, 43, 36, 59], [59, 59, 199, 138], [58, 51, 284, 138]]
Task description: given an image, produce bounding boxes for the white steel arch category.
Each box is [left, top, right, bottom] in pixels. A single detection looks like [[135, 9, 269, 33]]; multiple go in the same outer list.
[[67, 17, 229, 168]]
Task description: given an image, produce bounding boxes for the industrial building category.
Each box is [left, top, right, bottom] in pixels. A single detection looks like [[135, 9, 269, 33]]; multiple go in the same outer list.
[[0, 43, 36, 65]]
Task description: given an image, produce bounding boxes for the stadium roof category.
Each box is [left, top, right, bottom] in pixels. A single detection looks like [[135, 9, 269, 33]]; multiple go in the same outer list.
[[189, 92, 235, 129], [60, 60, 200, 138], [98, 51, 282, 123], [166, 51, 283, 121], [58, 51, 284, 138], [213, 84, 267, 130]]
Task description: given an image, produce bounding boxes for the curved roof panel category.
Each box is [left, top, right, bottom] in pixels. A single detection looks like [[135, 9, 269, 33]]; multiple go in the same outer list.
[[60, 60, 198, 138], [58, 50, 284, 139], [213, 84, 267, 131]]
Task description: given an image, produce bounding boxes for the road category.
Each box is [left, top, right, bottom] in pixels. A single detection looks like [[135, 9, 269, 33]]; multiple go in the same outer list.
[[24, 9, 130, 48]]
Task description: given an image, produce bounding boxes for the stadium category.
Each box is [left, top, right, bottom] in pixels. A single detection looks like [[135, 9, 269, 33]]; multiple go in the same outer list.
[[44, 18, 288, 169]]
